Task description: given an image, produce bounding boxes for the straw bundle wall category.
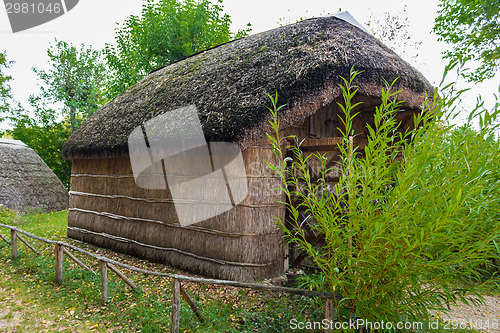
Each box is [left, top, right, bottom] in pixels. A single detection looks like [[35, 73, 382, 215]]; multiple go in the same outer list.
[[68, 146, 285, 282]]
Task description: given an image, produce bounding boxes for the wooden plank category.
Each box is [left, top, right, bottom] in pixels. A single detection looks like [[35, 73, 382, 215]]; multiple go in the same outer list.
[[100, 260, 108, 305], [169, 274, 341, 300], [299, 137, 343, 151], [0, 232, 10, 245], [11, 230, 17, 259], [296, 137, 369, 152], [180, 283, 205, 323], [63, 248, 96, 275], [108, 263, 137, 290], [170, 278, 180, 333], [0, 223, 57, 245], [17, 233, 40, 255], [55, 244, 64, 284]]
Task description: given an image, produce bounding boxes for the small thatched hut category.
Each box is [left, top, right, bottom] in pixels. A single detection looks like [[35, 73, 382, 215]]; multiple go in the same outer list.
[[0, 139, 68, 213], [62, 15, 433, 282]]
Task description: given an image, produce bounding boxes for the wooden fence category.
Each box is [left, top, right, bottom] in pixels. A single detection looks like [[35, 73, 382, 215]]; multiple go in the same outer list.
[[0, 223, 340, 332]]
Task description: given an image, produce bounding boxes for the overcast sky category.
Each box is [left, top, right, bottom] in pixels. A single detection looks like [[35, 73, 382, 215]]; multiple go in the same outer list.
[[1, 0, 498, 127]]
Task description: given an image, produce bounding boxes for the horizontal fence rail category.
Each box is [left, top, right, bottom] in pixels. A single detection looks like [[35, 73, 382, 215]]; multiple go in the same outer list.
[[0, 222, 341, 333]]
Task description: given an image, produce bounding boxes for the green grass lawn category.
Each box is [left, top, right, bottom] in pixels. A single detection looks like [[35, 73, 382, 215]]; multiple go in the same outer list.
[[0, 210, 325, 332]]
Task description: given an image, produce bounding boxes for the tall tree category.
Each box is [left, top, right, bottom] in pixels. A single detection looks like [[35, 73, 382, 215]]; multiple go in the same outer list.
[[34, 40, 108, 132], [0, 51, 13, 123], [434, 0, 500, 82], [8, 96, 72, 188], [104, 0, 251, 99]]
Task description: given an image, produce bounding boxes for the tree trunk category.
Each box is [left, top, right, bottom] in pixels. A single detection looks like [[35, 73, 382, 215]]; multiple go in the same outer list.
[[70, 105, 76, 132]]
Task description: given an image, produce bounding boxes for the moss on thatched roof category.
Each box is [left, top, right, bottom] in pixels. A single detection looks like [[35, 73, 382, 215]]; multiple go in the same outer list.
[[0, 140, 68, 213], [63, 16, 433, 160]]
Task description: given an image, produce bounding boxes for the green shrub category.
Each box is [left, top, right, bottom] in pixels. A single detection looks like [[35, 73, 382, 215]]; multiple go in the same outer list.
[[266, 69, 500, 325]]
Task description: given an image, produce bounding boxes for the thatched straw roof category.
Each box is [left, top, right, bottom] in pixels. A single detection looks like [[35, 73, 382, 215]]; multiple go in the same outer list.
[[63, 15, 433, 160], [0, 140, 68, 213]]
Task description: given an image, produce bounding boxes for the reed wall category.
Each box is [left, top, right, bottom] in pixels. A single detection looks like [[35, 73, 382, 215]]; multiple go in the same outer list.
[[67, 145, 285, 282]]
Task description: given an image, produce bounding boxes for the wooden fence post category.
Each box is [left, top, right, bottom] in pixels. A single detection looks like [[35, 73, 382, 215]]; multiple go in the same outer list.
[[171, 278, 180, 333], [55, 244, 64, 284], [324, 299, 334, 333], [100, 260, 108, 305], [11, 230, 17, 259]]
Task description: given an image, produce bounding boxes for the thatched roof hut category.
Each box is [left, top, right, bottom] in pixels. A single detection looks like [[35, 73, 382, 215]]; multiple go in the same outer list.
[[0, 139, 68, 213], [62, 15, 433, 282]]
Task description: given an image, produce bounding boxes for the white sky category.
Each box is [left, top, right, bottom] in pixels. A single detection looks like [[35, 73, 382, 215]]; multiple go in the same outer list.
[[0, 0, 498, 128]]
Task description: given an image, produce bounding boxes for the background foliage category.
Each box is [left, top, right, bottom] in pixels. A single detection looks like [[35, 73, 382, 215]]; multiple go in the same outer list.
[[434, 0, 500, 82], [33, 40, 107, 132], [7, 96, 72, 188], [0, 51, 13, 122], [103, 0, 251, 99]]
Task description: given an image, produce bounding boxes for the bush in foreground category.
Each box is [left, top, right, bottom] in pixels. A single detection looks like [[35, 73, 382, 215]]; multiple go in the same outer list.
[[267, 69, 500, 324]]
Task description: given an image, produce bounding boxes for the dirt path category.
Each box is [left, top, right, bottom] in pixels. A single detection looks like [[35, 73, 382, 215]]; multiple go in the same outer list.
[[0, 263, 100, 333], [0, 291, 22, 332], [432, 296, 500, 332]]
